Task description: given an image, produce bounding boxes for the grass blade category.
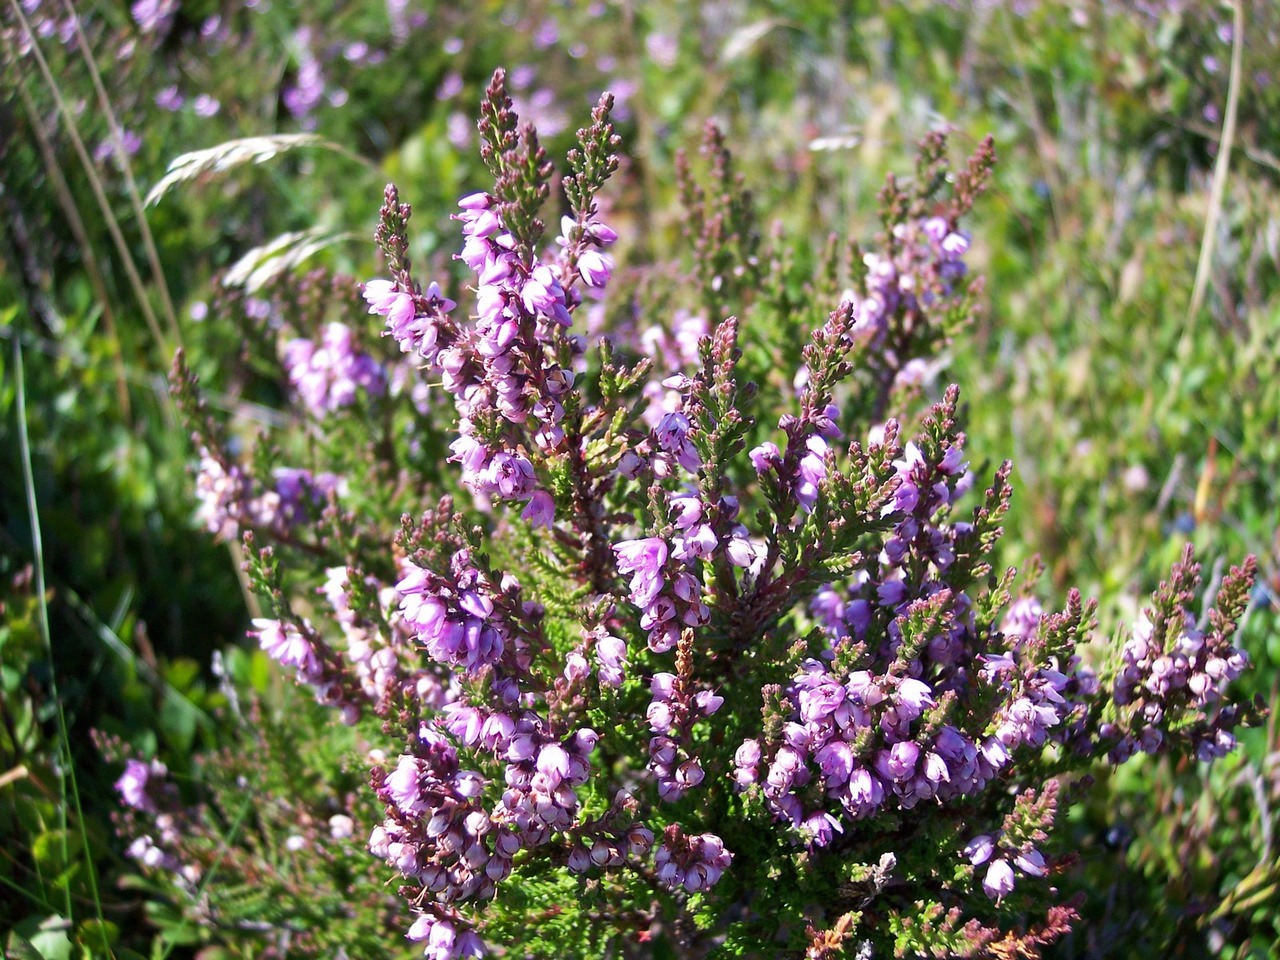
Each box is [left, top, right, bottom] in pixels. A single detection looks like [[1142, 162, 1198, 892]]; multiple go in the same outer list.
[[14, 336, 112, 953], [145, 135, 369, 207]]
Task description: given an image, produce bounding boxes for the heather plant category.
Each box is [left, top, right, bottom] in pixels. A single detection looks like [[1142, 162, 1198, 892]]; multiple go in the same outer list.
[[133, 72, 1268, 958], [97, 664, 420, 960], [1055, 712, 1280, 958]]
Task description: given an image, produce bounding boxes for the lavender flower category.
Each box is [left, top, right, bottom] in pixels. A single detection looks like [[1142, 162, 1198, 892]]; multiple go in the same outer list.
[[130, 0, 175, 34], [114, 758, 168, 812], [653, 826, 733, 893], [282, 322, 386, 414]]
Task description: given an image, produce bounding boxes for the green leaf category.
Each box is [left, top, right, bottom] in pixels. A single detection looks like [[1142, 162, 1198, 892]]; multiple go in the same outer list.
[[74, 919, 119, 953], [31, 830, 71, 875], [13, 917, 74, 960], [5, 932, 45, 960]]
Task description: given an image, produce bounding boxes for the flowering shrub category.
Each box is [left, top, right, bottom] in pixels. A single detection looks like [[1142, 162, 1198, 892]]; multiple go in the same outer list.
[[119, 70, 1267, 958], [98, 679, 416, 960]]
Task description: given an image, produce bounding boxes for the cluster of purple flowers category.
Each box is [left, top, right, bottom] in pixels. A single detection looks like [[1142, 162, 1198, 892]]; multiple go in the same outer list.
[[281, 27, 328, 125], [612, 537, 709, 654], [808, 429, 975, 650], [258, 468, 343, 528], [114, 758, 169, 814], [113, 758, 202, 885], [365, 278, 456, 367], [254, 618, 320, 679], [1107, 610, 1249, 762], [396, 548, 535, 680], [735, 421, 1105, 863], [653, 825, 733, 893], [566, 817, 655, 874], [321, 565, 450, 713], [750, 417, 840, 516], [130, 0, 176, 34], [252, 617, 370, 724], [851, 216, 972, 343], [645, 671, 723, 803], [194, 448, 253, 541], [734, 660, 1013, 845], [649, 410, 702, 477], [493, 724, 599, 845], [282, 321, 386, 414], [406, 911, 485, 960], [194, 453, 340, 541], [365, 189, 616, 525], [370, 711, 609, 925], [371, 729, 509, 905], [964, 831, 1048, 902], [983, 649, 1098, 756]]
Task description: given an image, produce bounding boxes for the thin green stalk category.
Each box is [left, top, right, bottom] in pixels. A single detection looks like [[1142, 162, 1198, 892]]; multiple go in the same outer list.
[[60, 0, 182, 347], [15, 337, 111, 953], [0, 870, 62, 916], [5, 37, 133, 424], [1185, 0, 1244, 329], [5, 0, 171, 354]]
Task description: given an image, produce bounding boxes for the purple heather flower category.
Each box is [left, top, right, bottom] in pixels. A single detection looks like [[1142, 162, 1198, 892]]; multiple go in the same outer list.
[[749, 441, 781, 474], [115, 758, 166, 812], [733, 739, 762, 787], [364, 279, 416, 321], [964, 834, 995, 865], [192, 94, 220, 117], [1015, 849, 1047, 877], [654, 829, 733, 893], [877, 579, 907, 607], [253, 618, 319, 677], [594, 633, 627, 687], [194, 450, 250, 540], [1000, 596, 1044, 646], [329, 814, 355, 839], [814, 740, 855, 786], [487, 452, 536, 498], [672, 524, 717, 562], [653, 411, 701, 472], [521, 490, 555, 528], [795, 436, 828, 511], [983, 858, 1016, 900], [693, 690, 724, 715], [613, 538, 668, 607], [725, 530, 766, 571], [894, 677, 935, 720], [801, 811, 843, 847], [131, 0, 175, 34], [155, 85, 184, 111], [669, 495, 703, 529], [406, 914, 484, 960], [922, 750, 950, 784], [577, 249, 613, 287], [387, 754, 428, 815], [875, 741, 920, 782], [283, 322, 386, 414], [846, 766, 884, 816], [283, 49, 326, 120], [563, 650, 590, 683]]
